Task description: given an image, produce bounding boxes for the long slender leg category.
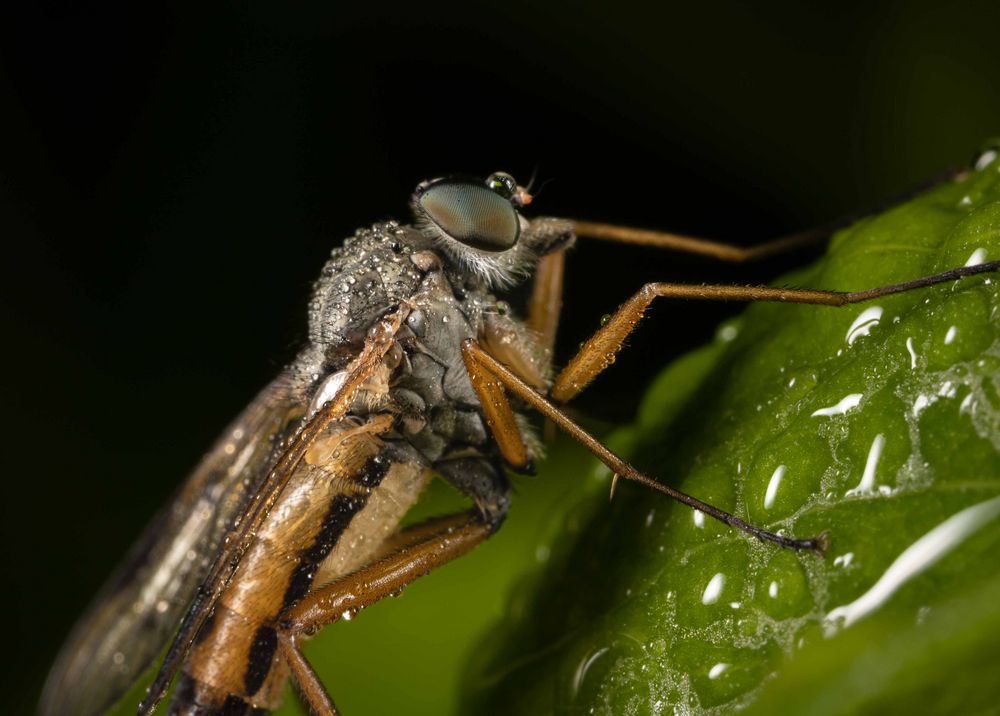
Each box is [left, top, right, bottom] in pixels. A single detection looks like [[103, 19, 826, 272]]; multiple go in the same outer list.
[[461, 339, 824, 552], [463, 340, 531, 471], [567, 167, 962, 262], [277, 510, 491, 716], [551, 261, 1000, 403], [571, 220, 826, 262], [527, 250, 566, 356], [139, 304, 411, 716]]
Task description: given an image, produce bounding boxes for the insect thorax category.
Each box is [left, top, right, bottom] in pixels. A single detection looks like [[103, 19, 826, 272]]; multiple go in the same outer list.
[[300, 219, 541, 470]]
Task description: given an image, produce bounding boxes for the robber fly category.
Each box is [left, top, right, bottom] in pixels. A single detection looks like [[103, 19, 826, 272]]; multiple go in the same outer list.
[[40, 169, 1000, 716]]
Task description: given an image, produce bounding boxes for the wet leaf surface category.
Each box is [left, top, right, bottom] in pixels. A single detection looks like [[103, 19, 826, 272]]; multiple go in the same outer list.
[[467, 150, 1000, 714], [104, 150, 1000, 716]]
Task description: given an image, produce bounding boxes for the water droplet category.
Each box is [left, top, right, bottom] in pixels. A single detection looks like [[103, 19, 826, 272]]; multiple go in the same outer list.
[[965, 248, 987, 267], [764, 465, 786, 510], [811, 392, 863, 417], [708, 662, 728, 680], [974, 147, 998, 171], [912, 393, 932, 417], [702, 572, 726, 604], [833, 552, 854, 568], [571, 646, 609, 699], [824, 494, 1000, 636], [846, 306, 883, 345], [906, 337, 918, 369], [717, 323, 739, 342], [846, 433, 885, 497]]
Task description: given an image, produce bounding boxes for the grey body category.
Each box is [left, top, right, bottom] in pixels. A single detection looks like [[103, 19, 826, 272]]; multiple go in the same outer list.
[[296, 219, 521, 518], [41, 198, 574, 716]]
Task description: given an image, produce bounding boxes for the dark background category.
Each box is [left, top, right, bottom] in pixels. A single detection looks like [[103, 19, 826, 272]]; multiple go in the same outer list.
[[2, 2, 999, 713]]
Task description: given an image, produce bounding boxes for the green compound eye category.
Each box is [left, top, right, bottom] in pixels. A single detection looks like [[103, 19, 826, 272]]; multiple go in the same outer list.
[[485, 172, 518, 200], [417, 179, 520, 252]]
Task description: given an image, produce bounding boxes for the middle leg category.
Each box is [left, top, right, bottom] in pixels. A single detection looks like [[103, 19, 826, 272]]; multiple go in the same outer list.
[[551, 261, 1000, 402], [461, 338, 824, 552]]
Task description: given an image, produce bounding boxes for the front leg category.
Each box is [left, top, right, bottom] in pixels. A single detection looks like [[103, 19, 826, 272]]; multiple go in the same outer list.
[[460, 339, 824, 552]]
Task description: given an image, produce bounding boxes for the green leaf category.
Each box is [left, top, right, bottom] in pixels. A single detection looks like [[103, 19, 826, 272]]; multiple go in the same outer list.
[[466, 150, 1000, 714]]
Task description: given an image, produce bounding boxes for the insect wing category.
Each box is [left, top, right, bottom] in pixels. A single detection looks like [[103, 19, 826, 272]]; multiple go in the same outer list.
[[40, 374, 303, 716]]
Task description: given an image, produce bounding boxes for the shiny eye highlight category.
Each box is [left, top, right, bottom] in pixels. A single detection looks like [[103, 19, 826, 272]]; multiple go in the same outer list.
[[416, 179, 520, 252]]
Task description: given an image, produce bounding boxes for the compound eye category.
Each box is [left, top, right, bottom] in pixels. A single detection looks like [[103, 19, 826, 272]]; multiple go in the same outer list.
[[486, 171, 517, 199], [417, 180, 520, 252]]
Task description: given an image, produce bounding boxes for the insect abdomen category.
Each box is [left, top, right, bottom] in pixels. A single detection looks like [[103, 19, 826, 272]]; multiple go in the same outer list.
[[174, 416, 429, 713]]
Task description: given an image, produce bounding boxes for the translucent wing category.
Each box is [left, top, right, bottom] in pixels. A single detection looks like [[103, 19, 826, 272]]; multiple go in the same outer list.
[[39, 371, 304, 716]]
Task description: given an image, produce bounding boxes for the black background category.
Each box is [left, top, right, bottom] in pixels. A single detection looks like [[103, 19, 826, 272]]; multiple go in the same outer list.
[[2, 2, 1000, 712]]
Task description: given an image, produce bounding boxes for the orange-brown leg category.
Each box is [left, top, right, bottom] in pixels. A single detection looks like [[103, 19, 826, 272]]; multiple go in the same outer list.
[[527, 250, 566, 357], [567, 167, 962, 262], [462, 338, 531, 471], [461, 339, 825, 553], [570, 219, 827, 262], [276, 511, 492, 716], [551, 261, 1000, 403]]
